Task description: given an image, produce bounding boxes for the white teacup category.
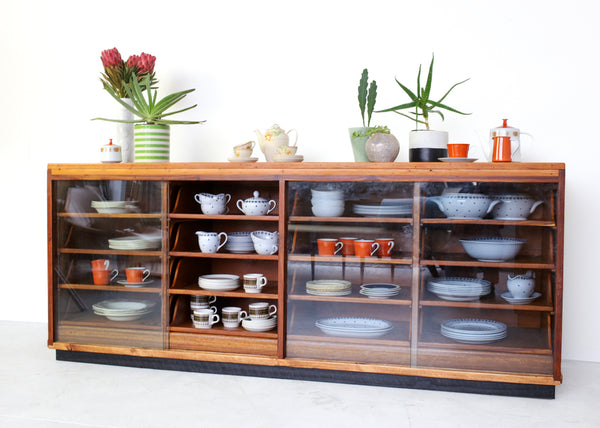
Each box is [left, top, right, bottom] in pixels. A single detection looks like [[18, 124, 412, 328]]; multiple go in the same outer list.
[[277, 145, 298, 156], [196, 231, 228, 253], [221, 306, 248, 329], [243, 273, 268, 293], [248, 302, 277, 319], [194, 193, 231, 215], [191, 309, 220, 329], [233, 147, 253, 158], [253, 241, 278, 255], [190, 303, 217, 313]]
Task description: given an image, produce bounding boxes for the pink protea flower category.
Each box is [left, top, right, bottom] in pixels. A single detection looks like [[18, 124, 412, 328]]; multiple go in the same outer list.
[[101, 48, 123, 68], [127, 52, 156, 75]]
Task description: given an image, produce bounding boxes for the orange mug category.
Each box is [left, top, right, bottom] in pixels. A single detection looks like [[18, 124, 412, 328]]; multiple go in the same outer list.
[[317, 239, 343, 256], [447, 143, 469, 158], [375, 238, 394, 258], [354, 240, 380, 258], [92, 268, 118, 285], [126, 267, 151, 283], [492, 136, 512, 162], [339, 237, 357, 256], [91, 259, 110, 270]]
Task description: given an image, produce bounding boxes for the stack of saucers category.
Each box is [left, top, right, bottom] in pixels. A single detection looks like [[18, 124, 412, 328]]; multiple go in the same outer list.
[[311, 188, 345, 217], [108, 236, 161, 250], [91, 200, 137, 214], [92, 299, 154, 322], [306, 279, 352, 296], [241, 315, 277, 332], [359, 283, 400, 299], [315, 317, 393, 338], [427, 277, 492, 301], [198, 274, 240, 291], [441, 318, 507, 344], [224, 232, 254, 254]]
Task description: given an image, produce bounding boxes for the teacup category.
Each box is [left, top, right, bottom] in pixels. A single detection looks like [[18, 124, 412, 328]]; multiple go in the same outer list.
[[248, 302, 277, 319], [196, 231, 228, 253], [222, 306, 248, 328], [233, 141, 255, 151], [191, 309, 220, 329], [194, 193, 231, 215], [375, 238, 394, 258], [125, 267, 150, 284], [339, 237, 357, 256], [190, 295, 217, 305], [92, 268, 118, 285], [190, 302, 217, 313], [277, 145, 298, 156], [447, 143, 470, 158], [253, 241, 278, 255], [91, 259, 110, 270], [354, 240, 380, 257], [233, 148, 253, 158], [243, 273, 268, 293], [317, 238, 343, 256]]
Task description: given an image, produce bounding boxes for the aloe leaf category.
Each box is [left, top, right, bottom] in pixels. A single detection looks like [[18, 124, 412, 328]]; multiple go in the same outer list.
[[376, 101, 417, 113], [358, 69, 368, 127], [158, 104, 198, 118], [428, 99, 470, 115], [366, 80, 377, 127], [436, 78, 470, 104], [416, 65, 422, 99], [392, 110, 428, 125], [422, 54, 434, 101], [394, 77, 417, 101]]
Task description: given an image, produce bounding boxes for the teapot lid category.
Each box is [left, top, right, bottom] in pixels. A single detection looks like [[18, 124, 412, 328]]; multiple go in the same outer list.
[[246, 191, 267, 202], [267, 124, 284, 135]]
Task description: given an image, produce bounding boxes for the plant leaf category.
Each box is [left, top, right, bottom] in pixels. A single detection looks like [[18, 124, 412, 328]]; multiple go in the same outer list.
[[422, 54, 434, 101], [427, 99, 471, 115], [366, 80, 377, 127], [376, 100, 417, 113], [358, 69, 368, 127], [394, 77, 417, 101], [436, 78, 470, 105]]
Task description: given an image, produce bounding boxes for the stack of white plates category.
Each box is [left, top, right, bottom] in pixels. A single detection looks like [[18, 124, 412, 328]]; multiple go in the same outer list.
[[92, 299, 154, 321], [427, 277, 492, 301], [359, 283, 400, 299], [241, 316, 277, 332], [225, 232, 254, 254], [108, 236, 161, 250], [441, 318, 507, 344], [306, 279, 352, 296], [198, 274, 240, 291], [91, 200, 137, 214], [315, 317, 393, 338], [352, 198, 412, 217]]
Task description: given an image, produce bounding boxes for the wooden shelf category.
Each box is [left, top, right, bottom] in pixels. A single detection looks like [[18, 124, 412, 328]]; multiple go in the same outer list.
[[289, 215, 412, 224], [422, 218, 556, 227], [58, 248, 162, 257], [59, 212, 162, 219], [420, 256, 555, 270], [289, 292, 411, 306], [288, 253, 412, 265], [170, 322, 277, 339], [419, 294, 554, 312], [169, 283, 278, 300], [170, 251, 279, 261], [170, 213, 278, 221], [59, 283, 162, 294]]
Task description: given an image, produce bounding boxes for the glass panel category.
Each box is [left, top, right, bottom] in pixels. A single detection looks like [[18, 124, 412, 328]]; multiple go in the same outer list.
[[286, 181, 413, 365], [52, 180, 165, 349], [416, 181, 558, 375]]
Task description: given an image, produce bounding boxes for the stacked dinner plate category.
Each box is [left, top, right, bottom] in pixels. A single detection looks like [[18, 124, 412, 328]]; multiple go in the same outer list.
[[427, 277, 492, 301], [359, 283, 401, 299], [315, 317, 393, 338], [108, 236, 161, 250], [242, 315, 277, 332], [224, 232, 254, 254], [92, 299, 154, 322], [441, 318, 507, 344], [91, 200, 132, 214], [198, 274, 240, 291], [352, 198, 412, 217], [305, 279, 352, 296]]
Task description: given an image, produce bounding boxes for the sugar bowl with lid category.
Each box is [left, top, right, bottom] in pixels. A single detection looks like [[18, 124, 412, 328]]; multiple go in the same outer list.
[[237, 191, 277, 216]]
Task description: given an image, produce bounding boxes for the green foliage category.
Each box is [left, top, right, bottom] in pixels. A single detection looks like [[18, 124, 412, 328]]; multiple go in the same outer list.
[[357, 69, 378, 128], [93, 74, 203, 126], [377, 54, 470, 130], [351, 125, 390, 139]]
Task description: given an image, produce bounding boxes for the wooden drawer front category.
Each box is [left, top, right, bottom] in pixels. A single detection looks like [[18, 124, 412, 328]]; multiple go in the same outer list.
[[287, 339, 410, 365], [169, 332, 277, 356]]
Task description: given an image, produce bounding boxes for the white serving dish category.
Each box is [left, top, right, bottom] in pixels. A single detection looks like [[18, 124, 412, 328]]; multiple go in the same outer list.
[[459, 237, 526, 262]]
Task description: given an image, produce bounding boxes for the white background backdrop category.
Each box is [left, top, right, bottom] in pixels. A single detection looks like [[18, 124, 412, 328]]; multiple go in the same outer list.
[[1, 0, 599, 362]]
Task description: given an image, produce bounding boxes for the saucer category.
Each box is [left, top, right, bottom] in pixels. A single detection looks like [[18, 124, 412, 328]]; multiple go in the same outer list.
[[117, 279, 153, 287], [227, 156, 258, 163], [438, 157, 477, 163], [271, 154, 304, 162], [501, 291, 541, 304]]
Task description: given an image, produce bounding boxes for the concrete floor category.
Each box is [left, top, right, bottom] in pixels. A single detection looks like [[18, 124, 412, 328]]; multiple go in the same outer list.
[[1, 321, 598, 428]]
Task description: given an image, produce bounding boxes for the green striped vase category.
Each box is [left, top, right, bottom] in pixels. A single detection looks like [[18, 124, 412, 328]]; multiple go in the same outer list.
[[134, 124, 170, 162]]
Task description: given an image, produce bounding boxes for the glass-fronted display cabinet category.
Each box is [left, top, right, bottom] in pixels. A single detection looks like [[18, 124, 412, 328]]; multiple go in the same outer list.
[[49, 179, 166, 349]]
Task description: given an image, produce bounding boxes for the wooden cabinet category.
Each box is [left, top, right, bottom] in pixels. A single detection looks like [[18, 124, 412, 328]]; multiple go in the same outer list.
[[48, 162, 564, 397]]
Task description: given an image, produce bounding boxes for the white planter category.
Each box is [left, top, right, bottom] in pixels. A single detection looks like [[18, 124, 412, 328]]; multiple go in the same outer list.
[[116, 98, 134, 163], [408, 130, 448, 162]]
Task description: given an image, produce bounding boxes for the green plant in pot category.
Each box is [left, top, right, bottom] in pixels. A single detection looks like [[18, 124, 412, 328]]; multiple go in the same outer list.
[[377, 54, 470, 162], [93, 74, 203, 162], [348, 69, 395, 162]]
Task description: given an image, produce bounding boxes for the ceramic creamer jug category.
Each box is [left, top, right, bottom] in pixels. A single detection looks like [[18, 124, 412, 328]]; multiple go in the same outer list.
[[254, 124, 298, 161]]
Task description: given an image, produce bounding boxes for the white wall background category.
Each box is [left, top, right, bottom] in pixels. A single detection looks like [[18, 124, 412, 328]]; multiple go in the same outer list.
[[1, 0, 599, 362]]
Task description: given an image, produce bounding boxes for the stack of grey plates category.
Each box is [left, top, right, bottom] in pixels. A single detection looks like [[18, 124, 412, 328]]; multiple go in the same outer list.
[[224, 232, 254, 253], [315, 317, 393, 338], [92, 300, 154, 322], [441, 318, 507, 344], [198, 274, 240, 291], [359, 283, 400, 299], [427, 277, 491, 301], [306, 279, 352, 296]]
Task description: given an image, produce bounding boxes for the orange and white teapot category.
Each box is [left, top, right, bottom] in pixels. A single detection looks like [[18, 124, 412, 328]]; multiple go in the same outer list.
[[254, 124, 298, 162], [481, 119, 533, 162]]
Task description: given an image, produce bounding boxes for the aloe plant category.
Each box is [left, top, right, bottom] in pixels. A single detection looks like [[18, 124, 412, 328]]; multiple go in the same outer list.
[[377, 54, 470, 130], [93, 74, 203, 125]]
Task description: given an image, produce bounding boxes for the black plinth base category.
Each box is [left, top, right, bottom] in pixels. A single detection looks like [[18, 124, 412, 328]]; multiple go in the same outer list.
[[56, 350, 555, 399]]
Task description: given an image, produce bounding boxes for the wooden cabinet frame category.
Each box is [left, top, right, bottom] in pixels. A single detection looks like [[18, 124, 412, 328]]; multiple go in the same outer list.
[[48, 162, 565, 397]]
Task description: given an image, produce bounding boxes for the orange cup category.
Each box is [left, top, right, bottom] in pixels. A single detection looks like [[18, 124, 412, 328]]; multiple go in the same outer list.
[[92, 269, 118, 285], [317, 239, 343, 256], [339, 237, 357, 256], [447, 143, 469, 158], [91, 259, 110, 270], [354, 240, 380, 258], [126, 267, 151, 284], [375, 238, 395, 258]]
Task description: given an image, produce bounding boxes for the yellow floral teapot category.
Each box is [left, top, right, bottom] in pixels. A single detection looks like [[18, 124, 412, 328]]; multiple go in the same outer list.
[[254, 124, 298, 161]]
